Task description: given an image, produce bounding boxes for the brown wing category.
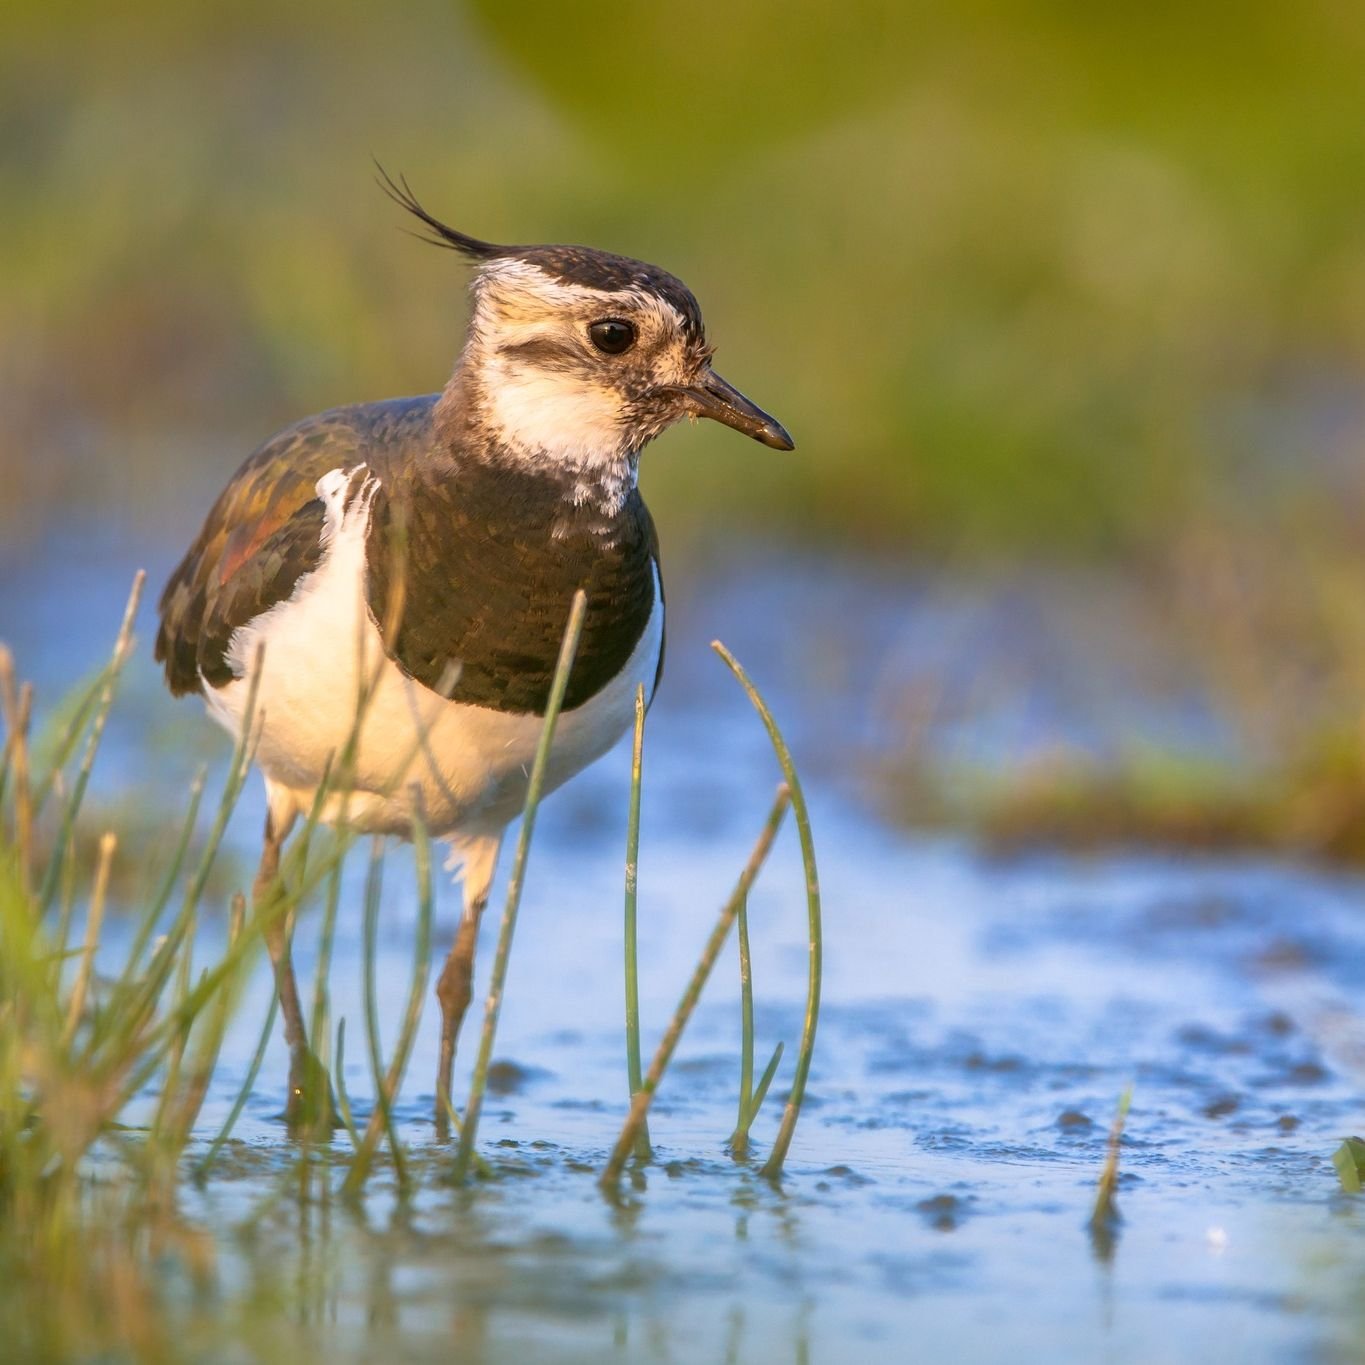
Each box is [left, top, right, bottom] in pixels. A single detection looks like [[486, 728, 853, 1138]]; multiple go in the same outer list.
[[155, 409, 368, 696]]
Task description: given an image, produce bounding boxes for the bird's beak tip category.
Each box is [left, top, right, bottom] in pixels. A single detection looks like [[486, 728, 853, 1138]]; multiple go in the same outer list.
[[762, 423, 796, 452], [686, 371, 794, 452]]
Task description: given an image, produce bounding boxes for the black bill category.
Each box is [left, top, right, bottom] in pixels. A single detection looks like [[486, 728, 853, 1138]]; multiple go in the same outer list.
[[682, 371, 795, 451]]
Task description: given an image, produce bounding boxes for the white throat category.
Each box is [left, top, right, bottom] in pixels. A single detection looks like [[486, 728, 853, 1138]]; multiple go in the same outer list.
[[475, 348, 636, 495]]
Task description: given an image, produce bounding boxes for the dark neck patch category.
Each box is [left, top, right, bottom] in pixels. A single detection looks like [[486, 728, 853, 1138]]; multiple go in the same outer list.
[[365, 456, 661, 715]]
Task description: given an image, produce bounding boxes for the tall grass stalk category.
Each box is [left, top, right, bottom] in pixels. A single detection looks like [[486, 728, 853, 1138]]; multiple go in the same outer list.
[[712, 642, 823, 1182], [0, 645, 17, 806], [60, 831, 114, 1048], [195, 927, 278, 1180], [159, 897, 248, 1179], [623, 683, 652, 1161], [733, 894, 754, 1148], [1090, 1086, 1132, 1238], [331, 1018, 362, 1149], [37, 572, 143, 913], [343, 810, 435, 1197], [157, 904, 198, 1120], [126, 766, 207, 973], [307, 847, 345, 1089], [0, 648, 33, 889], [600, 784, 791, 1192], [28, 667, 105, 816], [727, 886, 785, 1158], [453, 589, 587, 1183]]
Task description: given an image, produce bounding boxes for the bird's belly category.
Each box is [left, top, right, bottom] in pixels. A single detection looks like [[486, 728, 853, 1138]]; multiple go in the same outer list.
[[201, 509, 661, 839]]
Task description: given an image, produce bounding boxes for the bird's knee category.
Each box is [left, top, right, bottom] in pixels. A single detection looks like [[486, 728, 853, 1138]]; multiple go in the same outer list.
[[436, 959, 471, 1016]]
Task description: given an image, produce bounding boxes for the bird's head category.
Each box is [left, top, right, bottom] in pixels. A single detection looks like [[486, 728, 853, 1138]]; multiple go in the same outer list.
[[380, 171, 794, 495]]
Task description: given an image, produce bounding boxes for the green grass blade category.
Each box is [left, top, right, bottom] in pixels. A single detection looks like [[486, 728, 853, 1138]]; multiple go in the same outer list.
[[440, 1095, 495, 1179], [308, 845, 344, 1080], [1090, 1086, 1133, 1245], [728, 891, 755, 1157], [60, 832, 115, 1049], [747, 1040, 785, 1127], [112, 815, 356, 1105], [29, 666, 105, 815], [600, 785, 791, 1192], [623, 682, 652, 1161], [193, 963, 277, 1182], [332, 1018, 362, 1151], [0, 645, 18, 812], [163, 898, 249, 1172], [0, 663, 34, 891], [126, 767, 208, 971], [343, 810, 435, 1197], [453, 589, 587, 1183], [343, 838, 399, 1195], [712, 642, 823, 1183], [37, 572, 144, 913]]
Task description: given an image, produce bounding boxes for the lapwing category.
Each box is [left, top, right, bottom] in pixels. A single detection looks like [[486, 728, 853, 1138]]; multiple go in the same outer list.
[[154, 172, 794, 1132]]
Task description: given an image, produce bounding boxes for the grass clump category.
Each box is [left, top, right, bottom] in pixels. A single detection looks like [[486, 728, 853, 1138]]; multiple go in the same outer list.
[[713, 643, 824, 1182], [601, 783, 792, 1192], [0, 576, 830, 1349], [0, 578, 267, 1356]]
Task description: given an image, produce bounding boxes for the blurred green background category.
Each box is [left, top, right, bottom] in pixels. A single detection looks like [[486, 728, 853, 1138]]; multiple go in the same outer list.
[[6, 0, 1365, 561]]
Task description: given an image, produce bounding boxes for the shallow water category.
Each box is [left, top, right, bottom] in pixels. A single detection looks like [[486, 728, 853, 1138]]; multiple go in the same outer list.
[[4, 527, 1365, 1363]]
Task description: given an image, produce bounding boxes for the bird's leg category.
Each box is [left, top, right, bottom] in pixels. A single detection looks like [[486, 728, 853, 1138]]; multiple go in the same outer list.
[[434, 836, 501, 1139], [256, 807, 336, 1136], [434, 891, 487, 1139]]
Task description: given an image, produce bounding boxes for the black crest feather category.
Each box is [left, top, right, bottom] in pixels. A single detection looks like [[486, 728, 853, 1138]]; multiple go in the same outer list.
[[372, 162, 706, 341], [373, 161, 504, 261]]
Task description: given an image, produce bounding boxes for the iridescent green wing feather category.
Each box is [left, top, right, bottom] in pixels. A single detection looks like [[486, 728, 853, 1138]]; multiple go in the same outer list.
[[155, 409, 368, 696]]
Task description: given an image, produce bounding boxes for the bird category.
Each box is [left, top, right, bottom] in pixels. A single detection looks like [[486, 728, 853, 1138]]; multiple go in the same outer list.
[[153, 171, 794, 1134]]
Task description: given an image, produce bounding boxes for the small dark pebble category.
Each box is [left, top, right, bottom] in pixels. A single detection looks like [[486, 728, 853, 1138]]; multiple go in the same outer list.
[[486, 1060, 552, 1095], [1175, 1024, 1250, 1056], [963, 1051, 1023, 1073], [821, 1165, 872, 1186], [1056, 1110, 1093, 1131], [1252, 938, 1315, 971], [1203, 1095, 1240, 1119], [1286, 1061, 1330, 1085], [1276, 1114, 1300, 1132], [917, 1193, 966, 1231]]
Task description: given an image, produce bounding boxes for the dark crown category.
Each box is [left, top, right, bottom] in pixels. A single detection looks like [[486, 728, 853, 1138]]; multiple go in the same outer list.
[[376, 164, 705, 340]]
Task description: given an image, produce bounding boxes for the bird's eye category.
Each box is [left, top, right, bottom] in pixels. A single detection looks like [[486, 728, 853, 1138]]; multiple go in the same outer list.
[[588, 319, 636, 355]]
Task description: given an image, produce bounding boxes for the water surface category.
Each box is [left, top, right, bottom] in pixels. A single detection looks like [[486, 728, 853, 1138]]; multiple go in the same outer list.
[[3, 528, 1364, 1363]]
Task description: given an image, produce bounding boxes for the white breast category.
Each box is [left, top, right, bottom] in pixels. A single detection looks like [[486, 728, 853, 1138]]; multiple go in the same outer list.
[[202, 467, 662, 839]]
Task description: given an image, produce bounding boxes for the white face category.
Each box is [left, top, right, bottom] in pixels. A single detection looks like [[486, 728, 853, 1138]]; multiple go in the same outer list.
[[461, 259, 708, 473]]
